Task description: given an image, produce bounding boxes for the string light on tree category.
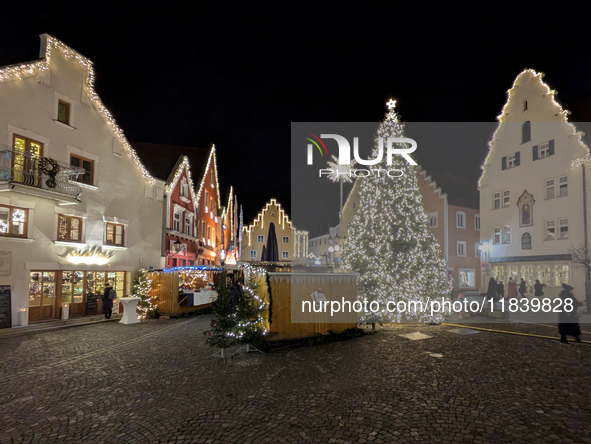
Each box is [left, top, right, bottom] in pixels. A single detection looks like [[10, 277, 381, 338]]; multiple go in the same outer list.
[[340, 101, 452, 325]]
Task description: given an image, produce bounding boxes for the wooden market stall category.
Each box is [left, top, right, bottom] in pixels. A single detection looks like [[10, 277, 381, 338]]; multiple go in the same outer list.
[[146, 266, 222, 316], [244, 264, 359, 341]]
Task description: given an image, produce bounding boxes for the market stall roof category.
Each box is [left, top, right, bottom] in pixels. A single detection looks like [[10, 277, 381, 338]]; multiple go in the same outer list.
[[148, 265, 224, 273]]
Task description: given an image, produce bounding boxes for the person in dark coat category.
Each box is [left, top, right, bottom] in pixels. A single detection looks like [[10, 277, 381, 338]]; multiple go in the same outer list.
[[534, 280, 544, 297], [496, 281, 505, 299], [507, 278, 518, 299], [102, 286, 115, 319], [518, 278, 527, 297], [487, 277, 497, 302], [558, 284, 582, 344], [228, 285, 240, 312]]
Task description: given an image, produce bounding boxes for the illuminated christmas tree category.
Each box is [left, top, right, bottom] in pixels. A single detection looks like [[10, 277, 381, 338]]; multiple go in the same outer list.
[[205, 270, 238, 349], [131, 267, 155, 319], [341, 101, 452, 324]]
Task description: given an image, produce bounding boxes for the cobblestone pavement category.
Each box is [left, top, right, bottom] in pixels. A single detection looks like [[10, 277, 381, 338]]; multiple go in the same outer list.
[[1, 317, 590, 443]]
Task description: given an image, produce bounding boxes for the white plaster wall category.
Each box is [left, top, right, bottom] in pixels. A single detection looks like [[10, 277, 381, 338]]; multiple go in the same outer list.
[[0, 47, 164, 325]]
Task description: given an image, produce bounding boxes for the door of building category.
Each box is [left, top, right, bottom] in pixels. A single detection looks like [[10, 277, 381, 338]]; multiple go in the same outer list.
[[28, 271, 56, 322]]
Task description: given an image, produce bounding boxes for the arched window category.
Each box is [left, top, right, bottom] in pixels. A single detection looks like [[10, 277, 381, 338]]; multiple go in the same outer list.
[[522, 121, 531, 143]]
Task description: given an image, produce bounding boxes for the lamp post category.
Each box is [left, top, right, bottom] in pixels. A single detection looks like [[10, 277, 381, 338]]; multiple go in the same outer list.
[[478, 242, 489, 294]]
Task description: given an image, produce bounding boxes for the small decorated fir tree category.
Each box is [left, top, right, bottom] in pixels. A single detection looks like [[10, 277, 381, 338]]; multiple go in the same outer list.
[[205, 270, 238, 348], [235, 269, 267, 348], [131, 267, 155, 319]]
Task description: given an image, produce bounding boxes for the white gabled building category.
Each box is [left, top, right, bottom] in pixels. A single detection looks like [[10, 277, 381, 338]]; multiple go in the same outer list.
[[0, 34, 165, 327], [479, 69, 590, 300]]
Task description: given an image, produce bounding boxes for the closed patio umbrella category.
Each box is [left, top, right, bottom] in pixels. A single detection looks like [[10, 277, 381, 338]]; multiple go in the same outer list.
[[266, 222, 279, 262]]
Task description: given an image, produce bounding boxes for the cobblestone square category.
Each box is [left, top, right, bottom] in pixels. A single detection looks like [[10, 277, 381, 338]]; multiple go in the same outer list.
[[1, 317, 590, 443]]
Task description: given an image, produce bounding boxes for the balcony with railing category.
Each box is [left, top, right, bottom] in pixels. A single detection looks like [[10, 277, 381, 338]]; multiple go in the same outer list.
[[0, 147, 85, 205]]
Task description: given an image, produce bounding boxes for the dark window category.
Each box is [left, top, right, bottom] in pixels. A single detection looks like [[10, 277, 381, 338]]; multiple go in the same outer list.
[[70, 154, 94, 185], [522, 121, 531, 143], [57, 100, 70, 125]]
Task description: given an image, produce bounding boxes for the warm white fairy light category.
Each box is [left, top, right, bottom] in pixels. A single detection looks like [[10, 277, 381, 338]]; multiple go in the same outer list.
[[0, 35, 156, 185], [479, 69, 590, 186], [341, 104, 452, 324], [195, 145, 221, 213], [164, 157, 199, 213]]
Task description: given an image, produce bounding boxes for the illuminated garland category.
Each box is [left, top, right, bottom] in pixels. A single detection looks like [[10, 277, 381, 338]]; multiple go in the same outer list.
[[479, 69, 590, 186], [195, 145, 221, 213], [164, 156, 199, 213], [243, 198, 298, 247], [0, 34, 155, 185], [340, 102, 452, 324]]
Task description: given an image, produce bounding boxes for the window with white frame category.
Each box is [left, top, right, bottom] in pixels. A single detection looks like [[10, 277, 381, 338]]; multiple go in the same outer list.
[[545, 179, 555, 199], [558, 176, 568, 197], [257, 235, 264, 243], [250, 250, 257, 258], [545, 220, 556, 240], [173, 213, 181, 231], [428, 212, 438, 228], [207, 226, 211, 245], [456, 211, 466, 228], [503, 190, 510, 208], [282, 251, 289, 259], [185, 215, 191, 235], [539, 141, 551, 159], [457, 241, 466, 257], [282, 236, 289, 243], [503, 226, 511, 244], [180, 178, 188, 198], [474, 214, 480, 230], [493, 192, 501, 210], [493, 227, 501, 244], [559, 218, 569, 239]]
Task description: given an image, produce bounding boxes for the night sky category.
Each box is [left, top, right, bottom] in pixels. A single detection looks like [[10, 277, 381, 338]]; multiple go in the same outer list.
[[2, 2, 591, 225]]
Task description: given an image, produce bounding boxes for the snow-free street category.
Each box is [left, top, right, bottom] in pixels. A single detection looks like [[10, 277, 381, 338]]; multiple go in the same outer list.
[[1, 317, 590, 443]]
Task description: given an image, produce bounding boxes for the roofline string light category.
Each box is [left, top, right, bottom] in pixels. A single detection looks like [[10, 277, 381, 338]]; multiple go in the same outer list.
[[0, 35, 157, 185], [479, 69, 590, 187]]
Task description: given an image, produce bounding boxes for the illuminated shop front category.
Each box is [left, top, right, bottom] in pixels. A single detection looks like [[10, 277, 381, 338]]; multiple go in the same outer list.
[[28, 270, 127, 322], [490, 255, 571, 294]]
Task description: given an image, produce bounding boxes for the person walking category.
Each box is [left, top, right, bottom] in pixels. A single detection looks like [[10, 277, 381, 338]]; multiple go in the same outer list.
[[487, 277, 497, 302], [558, 284, 582, 344], [496, 280, 505, 299], [102, 286, 115, 319], [507, 277, 518, 299], [534, 279, 544, 297], [518, 278, 527, 297]]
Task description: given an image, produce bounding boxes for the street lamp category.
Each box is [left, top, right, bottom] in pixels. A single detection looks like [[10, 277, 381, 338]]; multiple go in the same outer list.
[[172, 237, 183, 254]]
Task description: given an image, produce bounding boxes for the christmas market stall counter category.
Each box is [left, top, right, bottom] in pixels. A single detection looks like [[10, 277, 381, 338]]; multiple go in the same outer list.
[[145, 266, 223, 317], [246, 266, 359, 341]]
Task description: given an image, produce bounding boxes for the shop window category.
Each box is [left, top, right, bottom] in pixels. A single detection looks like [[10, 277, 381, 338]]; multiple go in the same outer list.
[[458, 269, 476, 288], [57, 100, 71, 125], [61, 271, 84, 304], [70, 154, 94, 185], [0, 205, 28, 238], [28, 272, 56, 317], [57, 214, 82, 242], [106, 222, 125, 246]]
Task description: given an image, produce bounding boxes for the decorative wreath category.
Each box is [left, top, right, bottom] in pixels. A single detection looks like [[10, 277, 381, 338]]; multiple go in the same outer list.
[[39, 157, 60, 189]]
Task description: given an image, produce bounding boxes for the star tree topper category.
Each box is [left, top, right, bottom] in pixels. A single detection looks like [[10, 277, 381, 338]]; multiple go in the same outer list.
[[386, 99, 396, 110]]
